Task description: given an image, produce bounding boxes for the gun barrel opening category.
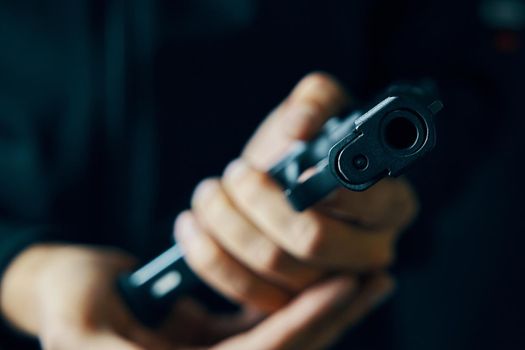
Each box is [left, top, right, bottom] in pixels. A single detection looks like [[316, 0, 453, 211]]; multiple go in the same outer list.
[[383, 116, 419, 150]]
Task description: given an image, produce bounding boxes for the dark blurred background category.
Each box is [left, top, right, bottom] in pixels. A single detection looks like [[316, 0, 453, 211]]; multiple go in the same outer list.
[[0, 0, 524, 349]]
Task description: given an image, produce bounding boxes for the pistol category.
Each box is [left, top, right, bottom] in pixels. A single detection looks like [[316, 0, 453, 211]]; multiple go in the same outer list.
[[118, 83, 443, 326]]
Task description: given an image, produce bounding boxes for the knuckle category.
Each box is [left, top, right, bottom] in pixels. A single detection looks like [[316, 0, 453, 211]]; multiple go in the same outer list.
[[182, 233, 222, 273], [291, 216, 326, 260], [215, 219, 255, 255], [191, 178, 220, 209], [237, 171, 271, 203], [206, 190, 229, 221], [301, 71, 347, 103], [195, 242, 222, 272], [258, 243, 288, 272], [304, 99, 329, 121], [229, 275, 257, 299], [303, 71, 338, 90]]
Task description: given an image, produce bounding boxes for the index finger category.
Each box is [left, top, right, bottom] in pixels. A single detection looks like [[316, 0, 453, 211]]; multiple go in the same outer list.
[[242, 72, 350, 171]]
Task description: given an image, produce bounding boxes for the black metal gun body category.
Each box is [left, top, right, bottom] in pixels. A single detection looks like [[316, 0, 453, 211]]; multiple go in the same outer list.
[[272, 88, 442, 210], [118, 84, 443, 326]]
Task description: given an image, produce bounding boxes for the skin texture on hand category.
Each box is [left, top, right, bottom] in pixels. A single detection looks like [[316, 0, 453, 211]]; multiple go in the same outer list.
[[177, 73, 418, 314], [0, 244, 393, 350], [0, 73, 412, 349]]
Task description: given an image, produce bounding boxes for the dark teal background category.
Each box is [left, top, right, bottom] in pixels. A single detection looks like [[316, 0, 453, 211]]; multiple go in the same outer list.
[[0, 0, 524, 349]]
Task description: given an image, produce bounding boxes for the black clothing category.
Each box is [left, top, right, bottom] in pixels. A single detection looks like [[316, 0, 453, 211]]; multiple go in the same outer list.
[[0, 1, 524, 349]]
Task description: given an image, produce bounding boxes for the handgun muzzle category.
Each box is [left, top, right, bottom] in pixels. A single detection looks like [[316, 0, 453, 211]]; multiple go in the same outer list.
[[382, 113, 422, 151]]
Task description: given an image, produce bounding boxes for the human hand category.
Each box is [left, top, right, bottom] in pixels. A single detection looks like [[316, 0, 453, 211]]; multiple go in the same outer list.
[[178, 73, 417, 312], [0, 244, 181, 349], [1, 244, 392, 350]]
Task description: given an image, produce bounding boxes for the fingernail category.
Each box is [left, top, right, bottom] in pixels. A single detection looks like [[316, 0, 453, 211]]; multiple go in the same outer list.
[[224, 159, 249, 181]]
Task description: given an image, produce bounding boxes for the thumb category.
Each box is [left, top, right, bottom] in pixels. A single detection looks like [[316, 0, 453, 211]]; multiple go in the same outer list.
[[242, 72, 350, 170], [213, 274, 394, 350]]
